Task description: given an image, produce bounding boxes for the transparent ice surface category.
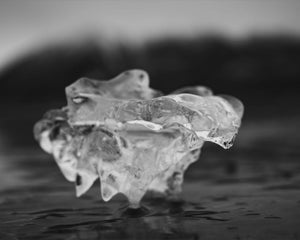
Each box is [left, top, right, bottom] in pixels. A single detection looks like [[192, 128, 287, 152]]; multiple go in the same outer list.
[[34, 69, 244, 208]]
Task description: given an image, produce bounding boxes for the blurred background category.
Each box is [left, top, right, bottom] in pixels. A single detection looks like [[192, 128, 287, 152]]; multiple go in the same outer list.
[[0, 1, 300, 239], [0, 1, 300, 149]]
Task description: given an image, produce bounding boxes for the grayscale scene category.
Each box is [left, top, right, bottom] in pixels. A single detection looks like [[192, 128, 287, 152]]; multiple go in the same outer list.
[[0, 1, 300, 240]]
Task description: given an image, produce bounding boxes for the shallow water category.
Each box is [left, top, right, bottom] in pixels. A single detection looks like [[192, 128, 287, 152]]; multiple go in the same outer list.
[[1, 115, 300, 240]]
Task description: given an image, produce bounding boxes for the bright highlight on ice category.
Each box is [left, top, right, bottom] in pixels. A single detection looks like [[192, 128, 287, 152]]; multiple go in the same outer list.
[[34, 69, 244, 208]]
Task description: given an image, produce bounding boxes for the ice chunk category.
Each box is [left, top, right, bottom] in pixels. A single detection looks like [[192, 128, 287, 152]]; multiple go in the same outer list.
[[66, 69, 162, 101], [34, 69, 244, 207]]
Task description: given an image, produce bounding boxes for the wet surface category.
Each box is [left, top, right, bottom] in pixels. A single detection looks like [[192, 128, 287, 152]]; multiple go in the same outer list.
[[1, 107, 300, 239]]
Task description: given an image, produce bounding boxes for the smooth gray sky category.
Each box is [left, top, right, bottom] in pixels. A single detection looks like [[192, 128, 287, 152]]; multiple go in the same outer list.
[[0, 1, 299, 68]]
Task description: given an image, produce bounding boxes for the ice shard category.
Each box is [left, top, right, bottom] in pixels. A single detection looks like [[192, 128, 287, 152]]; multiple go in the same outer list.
[[34, 69, 244, 208]]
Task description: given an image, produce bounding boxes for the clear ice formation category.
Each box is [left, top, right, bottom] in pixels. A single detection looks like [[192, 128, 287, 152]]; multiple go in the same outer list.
[[34, 69, 244, 208]]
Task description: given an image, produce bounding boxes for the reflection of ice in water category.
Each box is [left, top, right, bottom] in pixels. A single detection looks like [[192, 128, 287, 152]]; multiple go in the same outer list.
[[34, 69, 243, 207]]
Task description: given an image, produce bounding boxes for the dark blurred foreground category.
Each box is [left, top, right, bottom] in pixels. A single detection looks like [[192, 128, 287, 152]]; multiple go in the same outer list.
[[0, 35, 300, 240]]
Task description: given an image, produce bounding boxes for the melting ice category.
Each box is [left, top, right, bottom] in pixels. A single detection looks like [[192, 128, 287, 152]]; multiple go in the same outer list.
[[34, 69, 244, 208]]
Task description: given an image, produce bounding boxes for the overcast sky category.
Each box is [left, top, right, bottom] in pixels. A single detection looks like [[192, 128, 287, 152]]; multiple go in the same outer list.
[[0, 1, 300, 68]]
